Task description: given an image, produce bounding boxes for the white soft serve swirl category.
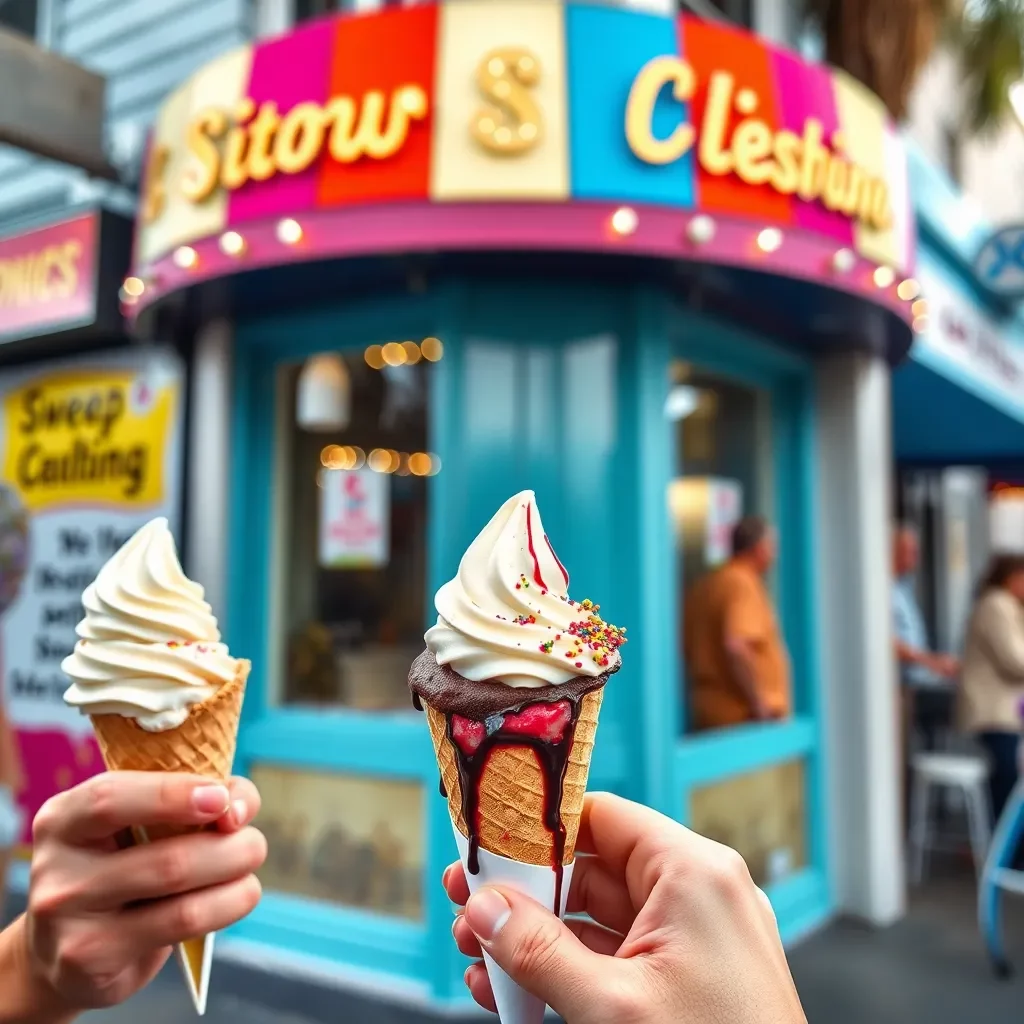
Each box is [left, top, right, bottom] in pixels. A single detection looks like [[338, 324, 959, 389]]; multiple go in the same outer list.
[[425, 490, 621, 688], [62, 517, 238, 731]]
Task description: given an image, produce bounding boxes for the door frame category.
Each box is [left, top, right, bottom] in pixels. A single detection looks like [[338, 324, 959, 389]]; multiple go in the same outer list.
[[660, 301, 833, 943]]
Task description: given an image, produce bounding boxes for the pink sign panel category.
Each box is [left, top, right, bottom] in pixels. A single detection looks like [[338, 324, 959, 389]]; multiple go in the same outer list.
[[0, 214, 98, 342]]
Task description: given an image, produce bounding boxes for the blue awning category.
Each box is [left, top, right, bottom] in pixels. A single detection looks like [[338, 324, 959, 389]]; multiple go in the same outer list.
[[892, 356, 1024, 464]]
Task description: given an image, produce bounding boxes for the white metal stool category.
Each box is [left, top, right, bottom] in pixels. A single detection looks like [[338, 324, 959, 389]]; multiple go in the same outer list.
[[910, 752, 992, 883]]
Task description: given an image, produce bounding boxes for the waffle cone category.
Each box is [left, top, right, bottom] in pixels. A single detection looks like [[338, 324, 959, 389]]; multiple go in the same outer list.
[[90, 660, 249, 782], [425, 688, 603, 867], [90, 660, 249, 1016]]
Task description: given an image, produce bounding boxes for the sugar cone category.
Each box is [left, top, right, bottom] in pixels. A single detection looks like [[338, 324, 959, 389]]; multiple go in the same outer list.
[[425, 687, 603, 866], [91, 660, 250, 1016]]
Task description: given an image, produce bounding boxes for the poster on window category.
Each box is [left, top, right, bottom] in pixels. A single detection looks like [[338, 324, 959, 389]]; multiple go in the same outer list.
[[705, 478, 743, 566], [0, 349, 184, 849], [319, 467, 390, 568]]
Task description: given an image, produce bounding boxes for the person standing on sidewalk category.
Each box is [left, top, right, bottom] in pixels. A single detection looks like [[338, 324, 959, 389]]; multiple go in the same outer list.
[[960, 554, 1024, 824], [684, 516, 792, 730], [893, 524, 960, 752]]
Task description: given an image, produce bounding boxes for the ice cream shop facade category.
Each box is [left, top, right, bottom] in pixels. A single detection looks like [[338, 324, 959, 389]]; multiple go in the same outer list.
[[128, 2, 915, 1010]]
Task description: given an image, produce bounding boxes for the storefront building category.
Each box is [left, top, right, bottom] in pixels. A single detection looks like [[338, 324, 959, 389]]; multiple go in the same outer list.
[[893, 144, 1024, 657], [126, 3, 917, 1010]]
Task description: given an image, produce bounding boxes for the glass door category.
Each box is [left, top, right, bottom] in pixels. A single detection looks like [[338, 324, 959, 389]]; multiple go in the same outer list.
[[668, 313, 830, 939]]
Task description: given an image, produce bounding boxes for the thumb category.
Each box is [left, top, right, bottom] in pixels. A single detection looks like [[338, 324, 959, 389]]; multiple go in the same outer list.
[[464, 886, 609, 1018]]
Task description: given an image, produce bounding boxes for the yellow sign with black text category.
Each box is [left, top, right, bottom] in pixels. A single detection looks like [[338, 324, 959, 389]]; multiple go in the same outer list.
[[2, 369, 176, 511]]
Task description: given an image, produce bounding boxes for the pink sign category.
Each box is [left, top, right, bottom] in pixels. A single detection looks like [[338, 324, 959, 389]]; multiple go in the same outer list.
[[0, 214, 97, 342]]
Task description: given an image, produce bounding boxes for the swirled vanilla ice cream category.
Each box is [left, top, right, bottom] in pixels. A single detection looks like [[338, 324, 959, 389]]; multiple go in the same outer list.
[[62, 517, 250, 1017], [63, 517, 240, 731]]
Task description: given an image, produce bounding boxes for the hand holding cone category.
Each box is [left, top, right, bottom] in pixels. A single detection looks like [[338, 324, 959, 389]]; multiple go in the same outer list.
[[63, 519, 251, 1015], [410, 491, 626, 1024]]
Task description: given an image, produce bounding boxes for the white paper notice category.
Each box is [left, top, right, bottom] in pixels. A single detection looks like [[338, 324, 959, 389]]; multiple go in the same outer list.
[[318, 467, 389, 568]]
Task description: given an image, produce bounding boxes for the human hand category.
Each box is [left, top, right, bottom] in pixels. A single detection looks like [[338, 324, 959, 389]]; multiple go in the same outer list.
[[928, 654, 961, 680], [20, 772, 266, 1013], [445, 792, 806, 1024]]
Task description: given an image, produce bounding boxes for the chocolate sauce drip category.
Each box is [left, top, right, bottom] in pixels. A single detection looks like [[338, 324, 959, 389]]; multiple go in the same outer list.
[[444, 695, 584, 913], [439, 776, 447, 799], [409, 649, 615, 718], [412, 692, 422, 711], [410, 650, 618, 915]]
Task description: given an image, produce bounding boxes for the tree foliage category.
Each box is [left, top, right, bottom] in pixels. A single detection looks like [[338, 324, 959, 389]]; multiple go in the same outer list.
[[802, 0, 1024, 133]]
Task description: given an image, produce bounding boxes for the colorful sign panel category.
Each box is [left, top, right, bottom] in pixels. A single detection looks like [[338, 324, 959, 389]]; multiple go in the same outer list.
[[0, 349, 184, 848], [319, 466, 390, 568], [135, 2, 912, 273], [0, 214, 97, 342]]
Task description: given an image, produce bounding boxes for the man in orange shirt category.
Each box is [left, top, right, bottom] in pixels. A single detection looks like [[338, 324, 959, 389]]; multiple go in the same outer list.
[[684, 516, 792, 731]]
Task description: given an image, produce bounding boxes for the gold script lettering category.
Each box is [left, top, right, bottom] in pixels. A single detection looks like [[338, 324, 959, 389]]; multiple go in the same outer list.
[[181, 109, 227, 203], [625, 56, 696, 166]]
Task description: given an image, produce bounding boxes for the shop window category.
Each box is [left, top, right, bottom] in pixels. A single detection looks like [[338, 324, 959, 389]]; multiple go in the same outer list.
[[273, 344, 437, 711], [250, 763, 424, 919], [0, 0, 38, 37], [670, 362, 783, 733], [688, 759, 807, 886]]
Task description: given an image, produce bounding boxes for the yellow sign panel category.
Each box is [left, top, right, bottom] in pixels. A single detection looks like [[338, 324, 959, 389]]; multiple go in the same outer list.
[[3, 369, 176, 511]]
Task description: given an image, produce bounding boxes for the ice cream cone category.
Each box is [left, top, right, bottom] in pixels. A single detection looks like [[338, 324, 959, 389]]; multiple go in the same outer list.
[[91, 659, 250, 1015], [425, 688, 602, 866], [452, 825, 575, 1024]]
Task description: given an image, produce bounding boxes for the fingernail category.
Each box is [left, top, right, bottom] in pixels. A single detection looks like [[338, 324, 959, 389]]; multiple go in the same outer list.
[[465, 888, 511, 942], [193, 785, 230, 814], [451, 902, 464, 917], [441, 865, 452, 889], [232, 799, 248, 826]]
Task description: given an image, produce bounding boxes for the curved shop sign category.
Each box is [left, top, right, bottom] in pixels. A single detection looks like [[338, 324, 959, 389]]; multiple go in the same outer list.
[[133, 3, 913, 297]]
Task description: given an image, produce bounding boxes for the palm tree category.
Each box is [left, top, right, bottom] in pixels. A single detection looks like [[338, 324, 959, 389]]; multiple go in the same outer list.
[[802, 0, 1024, 133]]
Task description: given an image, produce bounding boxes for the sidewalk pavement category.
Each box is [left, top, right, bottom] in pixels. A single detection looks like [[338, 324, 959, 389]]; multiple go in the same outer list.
[[33, 869, 1024, 1022]]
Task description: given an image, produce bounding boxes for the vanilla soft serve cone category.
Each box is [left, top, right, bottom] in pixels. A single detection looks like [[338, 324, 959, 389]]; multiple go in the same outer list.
[[409, 491, 625, 1024], [62, 518, 249, 1016]]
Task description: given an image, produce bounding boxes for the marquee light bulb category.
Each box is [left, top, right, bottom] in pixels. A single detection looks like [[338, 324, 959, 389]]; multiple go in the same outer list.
[[832, 248, 856, 274], [756, 227, 783, 253], [219, 231, 246, 257], [610, 206, 639, 236], [873, 265, 895, 289], [897, 278, 920, 301], [173, 246, 198, 269], [277, 218, 303, 245], [686, 215, 716, 244]]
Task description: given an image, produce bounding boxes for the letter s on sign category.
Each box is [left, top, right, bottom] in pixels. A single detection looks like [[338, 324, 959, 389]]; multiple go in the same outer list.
[[471, 47, 543, 157], [626, 56, 696, 166]]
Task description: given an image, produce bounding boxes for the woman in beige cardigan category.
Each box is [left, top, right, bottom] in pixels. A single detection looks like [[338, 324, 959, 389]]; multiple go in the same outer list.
[[961, 553, 1024, 822]]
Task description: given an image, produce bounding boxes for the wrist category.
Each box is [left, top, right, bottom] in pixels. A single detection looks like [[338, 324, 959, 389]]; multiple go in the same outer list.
[[0, 916, 77, 1024]]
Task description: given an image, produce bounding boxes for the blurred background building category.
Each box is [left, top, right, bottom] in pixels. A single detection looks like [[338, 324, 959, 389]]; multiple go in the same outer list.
[[1, 0, 1024, 1017]]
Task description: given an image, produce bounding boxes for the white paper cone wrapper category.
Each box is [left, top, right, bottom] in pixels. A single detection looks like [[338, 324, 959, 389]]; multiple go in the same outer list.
[[177, 934, 215, 1016], [453, 821, 575, 1024]]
